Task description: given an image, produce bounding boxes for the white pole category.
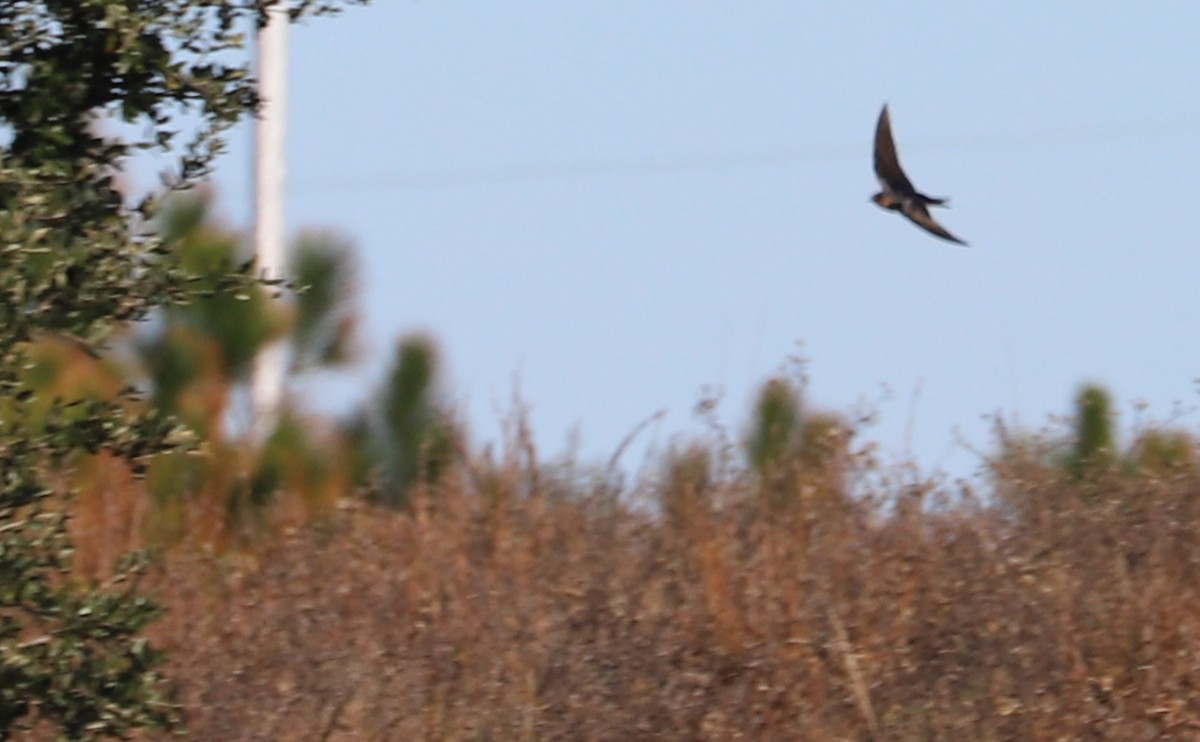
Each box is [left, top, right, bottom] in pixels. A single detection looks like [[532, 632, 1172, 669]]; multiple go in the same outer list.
[[251, 2, 289, 441]]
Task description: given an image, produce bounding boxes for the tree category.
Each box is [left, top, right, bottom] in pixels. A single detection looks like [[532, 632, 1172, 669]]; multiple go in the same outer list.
[[351, 335, 461, 507], [1068, 383, 1116, 478], [746, 377, 804, 477], [0, 1, 364, 737], [745, 376, 849, 510], [132, 192, 361, 544]]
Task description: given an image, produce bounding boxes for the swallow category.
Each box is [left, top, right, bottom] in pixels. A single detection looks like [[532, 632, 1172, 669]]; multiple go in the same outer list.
[[871, 104, 967, 246]]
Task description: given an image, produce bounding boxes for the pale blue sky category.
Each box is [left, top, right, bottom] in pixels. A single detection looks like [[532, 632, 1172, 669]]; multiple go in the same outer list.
[[209, 3, 1200, 480]]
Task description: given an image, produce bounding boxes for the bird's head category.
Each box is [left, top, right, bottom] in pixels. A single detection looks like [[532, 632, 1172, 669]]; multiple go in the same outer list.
[[870, 192, 896, 210]]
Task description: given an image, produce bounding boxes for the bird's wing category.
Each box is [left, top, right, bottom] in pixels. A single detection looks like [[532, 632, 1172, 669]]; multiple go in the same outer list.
[[873, 105, 917, 194], [902, 201, 968, 246]]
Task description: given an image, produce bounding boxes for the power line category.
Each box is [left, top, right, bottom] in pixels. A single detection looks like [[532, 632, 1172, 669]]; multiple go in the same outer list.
[[292, 117, 1197, 193]]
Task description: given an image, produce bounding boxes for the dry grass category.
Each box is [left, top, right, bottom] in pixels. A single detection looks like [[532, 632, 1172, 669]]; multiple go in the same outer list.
[[125, 430, 1200, 742]]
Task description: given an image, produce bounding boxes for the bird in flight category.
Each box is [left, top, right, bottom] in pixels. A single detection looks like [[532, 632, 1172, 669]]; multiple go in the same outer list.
[[871, 104, 967, 246]]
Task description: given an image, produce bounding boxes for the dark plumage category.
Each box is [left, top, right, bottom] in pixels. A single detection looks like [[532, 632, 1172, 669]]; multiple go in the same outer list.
[[871, 104, 967, 246]]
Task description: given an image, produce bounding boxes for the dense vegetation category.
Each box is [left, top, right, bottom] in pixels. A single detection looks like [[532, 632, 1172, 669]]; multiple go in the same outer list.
[[147, 382, 1200, 740], [5, 2, 1199, 740]]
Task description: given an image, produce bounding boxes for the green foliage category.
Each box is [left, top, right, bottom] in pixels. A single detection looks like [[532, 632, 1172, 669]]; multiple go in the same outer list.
[[366, 335, 460, 506], [138, 192, 359, 417], [1069, 383, 1116, 478], [135, 192, 276, 444], [290, 231, 358, 372], [992, 385, 1200, 526], [746, 377, 804, 475], [744, 376, 849, 510], [0, 0, 365, 737], [127, 192, 364, 547], [159, 193, 277, 381], [1131, 428, 1196, 474]]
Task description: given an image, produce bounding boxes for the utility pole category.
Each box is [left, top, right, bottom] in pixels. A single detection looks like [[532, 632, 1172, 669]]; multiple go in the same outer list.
[[251, 1, 289, 441]]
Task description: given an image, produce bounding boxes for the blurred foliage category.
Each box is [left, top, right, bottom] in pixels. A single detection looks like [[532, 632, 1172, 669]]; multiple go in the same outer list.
[[290, 231, 359, 372], [154, 414, 1200, 741], [1131, 427, 1196, 474], [746, 377, 804, 475], [745, 376, 849, 511], [351, 335, 462, 507], [660, 443, 713, 530], [127, 191, 360, 547], [992, 383, 1200, 525], [0, 0, 364, 737], [1069, 383, 1116, 478]]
